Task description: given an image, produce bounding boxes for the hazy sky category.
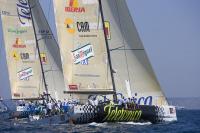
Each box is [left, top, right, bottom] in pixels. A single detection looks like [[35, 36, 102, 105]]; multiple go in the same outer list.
[[127, 0, 200, 98]]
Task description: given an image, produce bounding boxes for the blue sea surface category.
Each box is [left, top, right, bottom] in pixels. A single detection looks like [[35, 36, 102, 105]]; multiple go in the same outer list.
[[0, 110, 200, 133]]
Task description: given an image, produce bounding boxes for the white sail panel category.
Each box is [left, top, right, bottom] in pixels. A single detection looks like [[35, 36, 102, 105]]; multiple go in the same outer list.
[[29, 0, 67, 100], [0, 0, 44, 99], [102, 0, 168, 105], [53, 0, 113, 95]]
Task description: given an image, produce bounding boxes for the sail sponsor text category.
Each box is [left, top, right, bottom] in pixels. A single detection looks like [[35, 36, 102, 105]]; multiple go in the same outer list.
[[17, 0, 32, 27], [11, 51, 37, 62], [17, 67, 33, 81], [64, 18, 98, 37], [65, 0, 85, 13], [12, 38, 26, 48], [7, 27, 27, 35], [72, 43, 94, 64], [103, 103, 142, 122]]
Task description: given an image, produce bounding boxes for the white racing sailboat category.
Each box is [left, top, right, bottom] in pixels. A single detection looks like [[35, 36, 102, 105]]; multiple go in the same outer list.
[[0, 0, 67, 121], [102, 0, 177, 122], [0, 0, 177, 124], [52, 0, 177, 124]]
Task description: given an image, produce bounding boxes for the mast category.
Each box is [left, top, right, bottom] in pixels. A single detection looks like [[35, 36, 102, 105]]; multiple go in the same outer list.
[[28, 0, 49, 101], [98, 0, 117, 101]]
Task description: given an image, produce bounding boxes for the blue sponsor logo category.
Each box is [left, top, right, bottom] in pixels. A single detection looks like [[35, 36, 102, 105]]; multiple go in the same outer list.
[[80, 59, 89, 65], [117, 93, 153, 105], [17, 0, 31, 25]]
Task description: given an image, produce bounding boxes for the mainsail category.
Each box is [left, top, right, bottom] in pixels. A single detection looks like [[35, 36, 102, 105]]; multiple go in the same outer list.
[[0, 0, 44, 99], [101, 0, 168, 105], [29, 0, 66, 100], [52, 0, 114, 101]]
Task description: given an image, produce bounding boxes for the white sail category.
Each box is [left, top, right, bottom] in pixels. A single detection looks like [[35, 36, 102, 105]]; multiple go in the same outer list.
[[101, 0, 168, 105], [29, 0, 66, 100], [52, 0, 114, 101], [0, 0, 44, 99]]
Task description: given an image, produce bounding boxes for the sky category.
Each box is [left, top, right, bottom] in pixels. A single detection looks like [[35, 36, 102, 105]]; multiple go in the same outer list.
[[126, 0, 200, 98]]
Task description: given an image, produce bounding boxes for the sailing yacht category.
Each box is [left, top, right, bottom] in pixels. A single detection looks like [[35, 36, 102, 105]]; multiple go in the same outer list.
[[52, 0, 177, 124], [0, 0, 177, 124], [0, 0, 67, 120]]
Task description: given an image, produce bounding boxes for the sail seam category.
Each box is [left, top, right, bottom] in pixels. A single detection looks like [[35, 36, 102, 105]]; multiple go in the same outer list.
[[114, 0, 133, 94]]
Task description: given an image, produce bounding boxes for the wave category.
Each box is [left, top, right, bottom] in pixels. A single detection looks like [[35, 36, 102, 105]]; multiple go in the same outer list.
[[89, 122, 108, 127], [118, 122, 152, 125]]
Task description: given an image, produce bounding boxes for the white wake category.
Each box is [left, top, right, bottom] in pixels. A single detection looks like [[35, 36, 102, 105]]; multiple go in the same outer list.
[[118, 122, 152, 125]]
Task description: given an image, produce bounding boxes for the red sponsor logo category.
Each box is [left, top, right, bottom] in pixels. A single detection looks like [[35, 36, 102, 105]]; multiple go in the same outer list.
[[69, 84, 78, 90], [12, 38, 26, 48], [65, 0, 85, 13], [14, 93, 20, 97]]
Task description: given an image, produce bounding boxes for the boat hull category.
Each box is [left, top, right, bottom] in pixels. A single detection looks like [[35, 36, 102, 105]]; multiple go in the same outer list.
[[70, 103, 177, 124]]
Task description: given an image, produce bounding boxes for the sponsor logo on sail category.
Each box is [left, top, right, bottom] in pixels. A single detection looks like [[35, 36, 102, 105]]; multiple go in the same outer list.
[[69, 85, 78, 90], [12, 51, 20, 61], [77, 22, 90, 32], [64, 18, 75, 34], [72, 43, 94, 64], [18, 67, 33, 81], [65, 0, 85, 13], [12, 38, 26, 48], [64, 18, 98, 37], [64, 19, 90, 33], [40, 53, 47, 64], [104, 21, 111, 40], [22, 53, 36, 62], [38, 29, 50, 34], [7, 27, 27, 34], [20, 53, 30, 60], [17, 0, 31, 26], [80, 59, 88, 65], [11, 51, 36, 62], [1, 10, 11, 16], [13, 93, 21, 97]]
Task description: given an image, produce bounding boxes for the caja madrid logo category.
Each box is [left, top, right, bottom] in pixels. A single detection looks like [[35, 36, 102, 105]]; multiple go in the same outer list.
[[64, 18, 90, 34], [64, 18, 75, 34], [65, 0, 85, 13], [77, 22, 90, 32]]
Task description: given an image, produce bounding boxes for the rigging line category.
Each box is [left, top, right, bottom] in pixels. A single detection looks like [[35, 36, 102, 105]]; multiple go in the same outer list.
[[99, 0, 117, 101], [115, 0, 132, 92], [97, 3, 109, 88], [28, 0, 49, 101], [38, 10, 57, 100], [109, 45, 125, 51]]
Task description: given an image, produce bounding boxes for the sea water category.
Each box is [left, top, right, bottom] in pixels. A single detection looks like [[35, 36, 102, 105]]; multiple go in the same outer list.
[[0, 110, 200, 133]]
